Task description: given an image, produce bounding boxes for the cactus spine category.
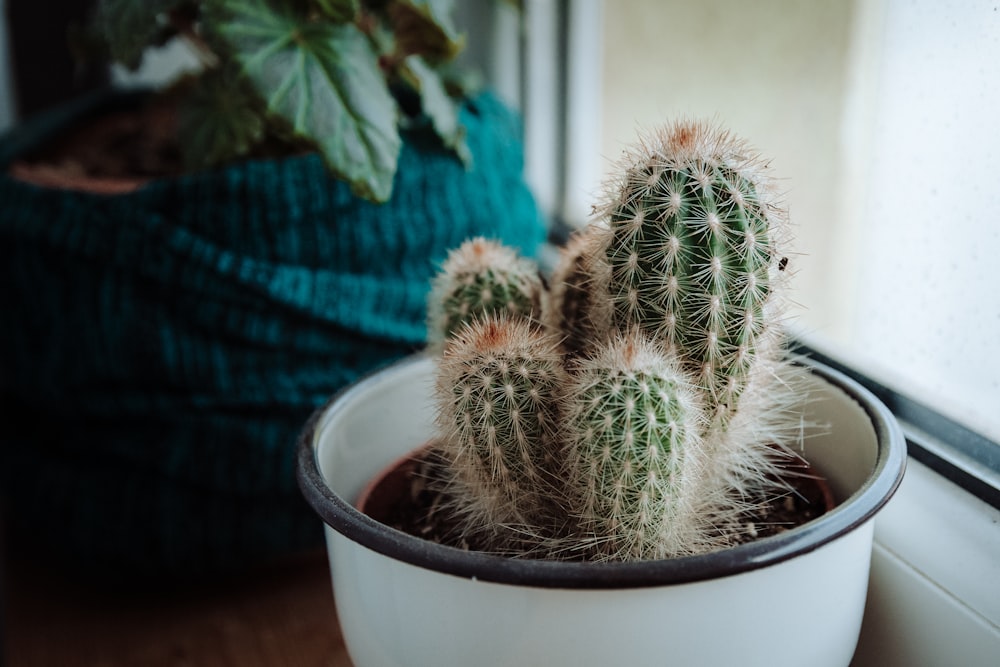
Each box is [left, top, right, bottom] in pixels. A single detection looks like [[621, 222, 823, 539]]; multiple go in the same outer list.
[[426, 122, 796, 561]]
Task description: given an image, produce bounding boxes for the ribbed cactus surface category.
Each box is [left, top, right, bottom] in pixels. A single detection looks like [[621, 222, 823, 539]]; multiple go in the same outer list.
[[545, 224, 604, 357], [428, 237, 543, 346], [596, 122, 786, 417], [565, 334, 709, 561], [434, 314, 567, 543]]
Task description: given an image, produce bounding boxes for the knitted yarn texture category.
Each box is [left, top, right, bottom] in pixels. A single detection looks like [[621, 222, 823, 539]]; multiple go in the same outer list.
[[0, 90, 545, 579]]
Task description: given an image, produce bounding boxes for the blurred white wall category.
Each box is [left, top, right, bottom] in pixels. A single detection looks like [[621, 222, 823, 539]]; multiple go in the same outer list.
[[842, 0, 1000, 440], [597, 0, 1000, 440]]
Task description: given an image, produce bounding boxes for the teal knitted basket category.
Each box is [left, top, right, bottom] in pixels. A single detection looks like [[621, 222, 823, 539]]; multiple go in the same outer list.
[[0, 89, 546, 580]]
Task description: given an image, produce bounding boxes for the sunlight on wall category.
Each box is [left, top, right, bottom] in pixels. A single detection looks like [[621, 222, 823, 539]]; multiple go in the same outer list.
[[844, 0, 1000, 441]]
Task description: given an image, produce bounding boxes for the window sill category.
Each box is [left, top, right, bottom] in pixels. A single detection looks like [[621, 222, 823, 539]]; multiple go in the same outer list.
[[852, 459, 1000, 666]]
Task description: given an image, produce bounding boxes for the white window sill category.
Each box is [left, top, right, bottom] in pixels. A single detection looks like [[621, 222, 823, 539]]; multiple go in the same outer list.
[[852, 459, 1000, 666]]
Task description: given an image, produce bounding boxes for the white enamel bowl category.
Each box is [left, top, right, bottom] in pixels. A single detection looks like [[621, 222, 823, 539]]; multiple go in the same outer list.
[[297, 354, 905, 667]]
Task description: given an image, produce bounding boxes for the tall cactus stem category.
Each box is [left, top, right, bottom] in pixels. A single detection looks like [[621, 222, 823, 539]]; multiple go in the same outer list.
[[591, 120, 791, 422]]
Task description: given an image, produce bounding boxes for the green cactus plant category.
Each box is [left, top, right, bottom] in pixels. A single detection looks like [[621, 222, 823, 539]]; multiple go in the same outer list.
[[586, 121, 789, 421], [434, 313, 568, 550], [425, 121, 799, 561], [544, 224, 605, 358], [428, 237, 545, 348], [563, 332, 712, 561]]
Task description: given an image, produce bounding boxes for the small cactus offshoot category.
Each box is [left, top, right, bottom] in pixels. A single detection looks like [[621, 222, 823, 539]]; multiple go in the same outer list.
[[428, 237, 544, 348], [426, 121, 800, 561], [435, 314, 567, 548], [564, 333, 712, 560]]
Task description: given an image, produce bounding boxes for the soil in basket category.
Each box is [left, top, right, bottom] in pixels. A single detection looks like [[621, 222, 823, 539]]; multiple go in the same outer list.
[[360, 445, 836, 557], [8, 99, 185, 190], [7, 91, 309, 191]]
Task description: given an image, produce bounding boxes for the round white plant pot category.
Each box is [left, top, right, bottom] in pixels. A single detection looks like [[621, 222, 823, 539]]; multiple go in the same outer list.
[[297, 353, 906, 667]]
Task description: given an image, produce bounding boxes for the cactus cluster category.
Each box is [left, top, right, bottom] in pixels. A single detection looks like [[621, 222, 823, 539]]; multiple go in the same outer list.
[[427, 121, 798, 561]]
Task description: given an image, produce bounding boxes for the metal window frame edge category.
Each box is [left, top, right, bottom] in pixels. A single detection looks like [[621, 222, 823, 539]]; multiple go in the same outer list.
[[791, 341, 1000, 511]]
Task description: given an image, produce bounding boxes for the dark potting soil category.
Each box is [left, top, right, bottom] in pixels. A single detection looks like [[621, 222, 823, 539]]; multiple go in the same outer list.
[[362, 446, 835, 558], [12, 100, 186, 184], [8, 91, 307, 188]]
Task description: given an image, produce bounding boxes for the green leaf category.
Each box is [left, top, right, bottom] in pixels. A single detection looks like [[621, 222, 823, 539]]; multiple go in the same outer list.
[[388, 0, 465, 61], [312, 0, 359, 22], [176, 68, 268, 169], [211, 0, 401, 202], [93, 0, 184, 69], [401, 56, 470, 165]]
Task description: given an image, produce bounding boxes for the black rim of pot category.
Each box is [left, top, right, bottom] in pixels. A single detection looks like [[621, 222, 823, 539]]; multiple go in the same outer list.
[[296, 354, 907, 590]]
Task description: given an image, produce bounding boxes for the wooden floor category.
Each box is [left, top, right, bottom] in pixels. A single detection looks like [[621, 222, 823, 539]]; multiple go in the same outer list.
[[1, 544, 354, 666]]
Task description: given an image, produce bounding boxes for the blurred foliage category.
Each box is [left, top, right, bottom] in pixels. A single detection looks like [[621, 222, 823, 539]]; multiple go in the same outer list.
[[80, 0, 470, 202]]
